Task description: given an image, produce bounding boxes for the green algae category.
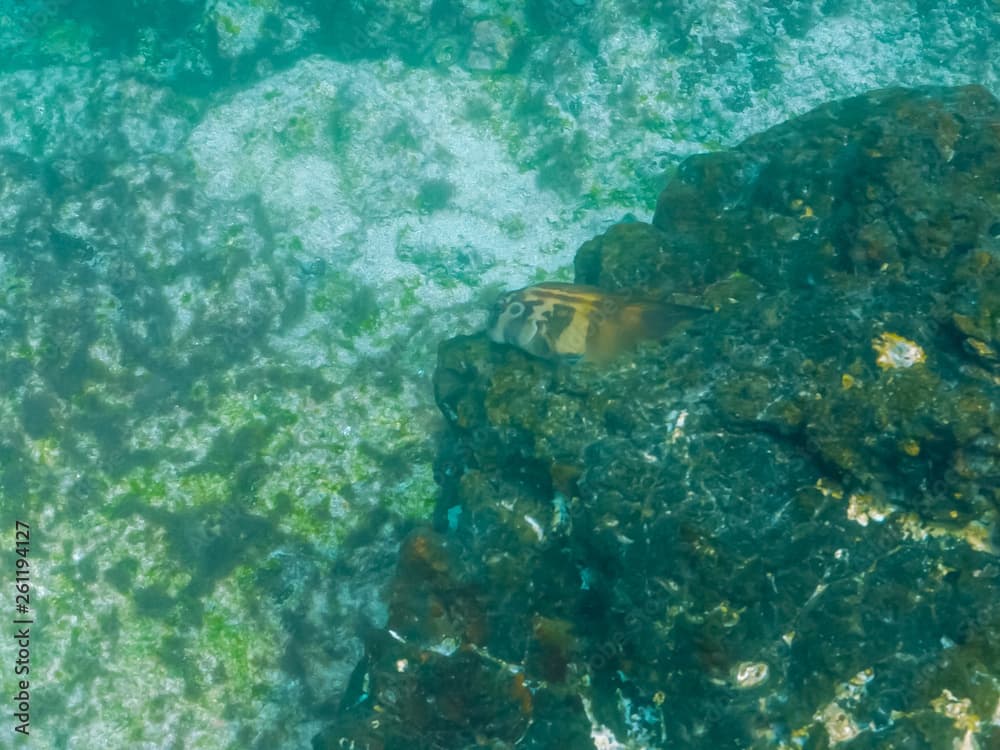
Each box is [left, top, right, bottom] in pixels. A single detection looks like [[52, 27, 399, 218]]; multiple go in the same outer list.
[[276, 112, 317, 154], [310, 271, 381, 335], [217, 15, 241, 37], [395, 235, 493, 288], [199, 601, 272, 697], [415, 177, 456, 213]]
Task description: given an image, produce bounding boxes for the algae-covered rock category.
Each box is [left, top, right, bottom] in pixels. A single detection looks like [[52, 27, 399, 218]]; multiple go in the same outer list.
[[319, 86, 1000, 749], [574, 220, 691, 294]]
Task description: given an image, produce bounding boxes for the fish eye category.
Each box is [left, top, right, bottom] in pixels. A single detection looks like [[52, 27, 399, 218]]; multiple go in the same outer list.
[[505, 301, 526, 318]]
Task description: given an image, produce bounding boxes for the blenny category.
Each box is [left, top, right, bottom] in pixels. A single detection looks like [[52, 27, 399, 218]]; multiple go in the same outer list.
[[487, 282, 704, 363]]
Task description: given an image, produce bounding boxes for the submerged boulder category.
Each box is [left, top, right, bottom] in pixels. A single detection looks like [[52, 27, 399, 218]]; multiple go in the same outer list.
[[317, 85, 1000, 749]]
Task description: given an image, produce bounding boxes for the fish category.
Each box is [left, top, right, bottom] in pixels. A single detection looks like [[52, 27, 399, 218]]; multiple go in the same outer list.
[[487, 282, 705, 363]]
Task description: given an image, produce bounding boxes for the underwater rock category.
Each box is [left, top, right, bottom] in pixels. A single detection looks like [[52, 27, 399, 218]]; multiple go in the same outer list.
[[319, 85, 1000, 749], [573, 220, 688, 293]]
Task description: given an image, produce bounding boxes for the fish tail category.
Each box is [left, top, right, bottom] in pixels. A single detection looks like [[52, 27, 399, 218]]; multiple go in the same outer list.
[[633, 301, 709, 339]]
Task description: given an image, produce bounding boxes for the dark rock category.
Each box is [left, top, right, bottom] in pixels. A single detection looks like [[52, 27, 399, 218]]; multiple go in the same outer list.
[[320, 85, 1000, 749], [574, 220, 689, 294]]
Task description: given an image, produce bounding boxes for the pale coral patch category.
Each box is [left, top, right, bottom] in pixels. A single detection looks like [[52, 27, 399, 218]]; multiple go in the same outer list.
[[872, 332, 926, 369]]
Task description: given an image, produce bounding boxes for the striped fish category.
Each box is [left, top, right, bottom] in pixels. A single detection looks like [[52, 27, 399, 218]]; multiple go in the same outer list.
[[487, 282, 703, 363]]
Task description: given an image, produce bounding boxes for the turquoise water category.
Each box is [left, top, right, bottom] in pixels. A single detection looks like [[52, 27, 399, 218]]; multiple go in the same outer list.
[[0, 2, 997, 748]]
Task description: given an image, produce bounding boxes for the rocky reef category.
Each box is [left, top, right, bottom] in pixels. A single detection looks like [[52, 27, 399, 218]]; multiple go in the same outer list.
[[316, 85, 1000, 749]]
